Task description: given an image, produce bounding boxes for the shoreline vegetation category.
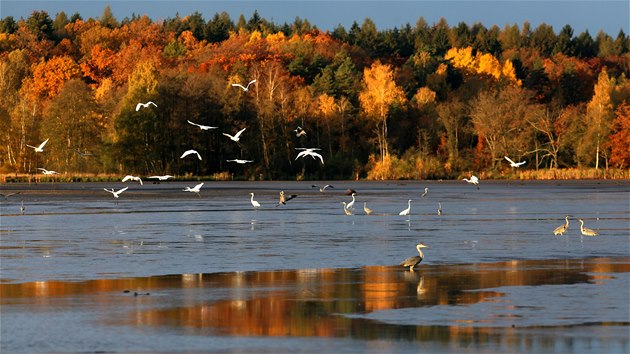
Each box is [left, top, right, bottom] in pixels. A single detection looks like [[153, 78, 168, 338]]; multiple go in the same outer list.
[[1, 8, 629, 181], [2, 168, 629, 184]]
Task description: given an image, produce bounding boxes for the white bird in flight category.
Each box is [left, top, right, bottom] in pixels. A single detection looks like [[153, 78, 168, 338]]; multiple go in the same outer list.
[[295, 148, 324, 164], [104, 186, 128, 198], [26, 138, 49, 153], [223, 128, 247, 142], [463, 175, 480, 189], [227, 159, 253, 164], [312, 184, 333, 192], [183, 182, 204, 197], [187, 120, 218, 130], [148, 175, 173, 181], [249, 192, 261, 208], [180, 149, 202, 160], [122, 175, 143, 185], [37, 168, 59, 175], [231, 79, 257, 91], [504, 156, 526, 167], [135, 101, 157, 111], [399, 199, 412, 216]]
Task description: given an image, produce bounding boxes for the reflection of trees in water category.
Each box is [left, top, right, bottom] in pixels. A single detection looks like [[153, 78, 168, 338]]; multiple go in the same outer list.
[[1, 258, 624, 346]]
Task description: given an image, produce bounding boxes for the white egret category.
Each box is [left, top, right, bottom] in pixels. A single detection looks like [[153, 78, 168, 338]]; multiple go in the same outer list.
[[277, 191, 297, 206], [363, 202, 373, 215], [553, 215, 569, 236], [122, 175, 143, 185], [504, 156, 526, 167], [180, 149, 202, 160], [135, 101, 157, 111], [37, 168, 59, 175], [437, 202, 442, 215], [249, 193, 261, 208], [187, 120, 218, 130], [223, 127, 247, 142], [227, 159, 253, 164], [231, 79, 256, 91], [295, 148, 324, 164], [148, 175, 173, 181], [400, 243, 428, 271], [463, 175, 480, 189], [312, 184, 333, 192], [399, 199, 412, 216], [183, 182, 204, 197], [26, 138, 49, 153], [421, 187, 428, 197], [346, 192, 356, 209], [579, 219, 599, 236], [341, 202, 353, 215], [104, 186, 129, 198]]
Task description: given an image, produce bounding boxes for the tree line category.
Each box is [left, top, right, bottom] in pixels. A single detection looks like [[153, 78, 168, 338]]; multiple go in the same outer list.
[[0, 7, 628, 180]]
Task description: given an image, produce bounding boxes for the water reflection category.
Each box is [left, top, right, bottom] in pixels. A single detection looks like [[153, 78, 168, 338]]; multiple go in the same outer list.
[[2, 258, 628, 351]]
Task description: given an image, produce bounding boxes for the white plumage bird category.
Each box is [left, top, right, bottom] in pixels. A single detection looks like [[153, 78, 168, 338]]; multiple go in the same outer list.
[[463, 175, 480, 189], [37, 168, 59, 175], [249, 193, 261, 208], [231, 79, 257, 91], [122, 175, 143, 185], [183, 182, 204, 196], [180, 149, 202, 160], [135, 101, 157, 111], [504, 156, 526, 167], [104, 186, 128, 198], [148, 175, 173, 181], [223, 128, 247, 142], [399, 199, 412, 216], [227, 159, 253, 164], [187, 120, 217, 130], [295, 148, 324, 164], [26, 138, 49, 153]]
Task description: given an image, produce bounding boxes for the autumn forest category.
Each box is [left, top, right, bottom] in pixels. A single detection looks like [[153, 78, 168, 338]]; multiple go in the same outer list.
[[1, 8, 629, 180]]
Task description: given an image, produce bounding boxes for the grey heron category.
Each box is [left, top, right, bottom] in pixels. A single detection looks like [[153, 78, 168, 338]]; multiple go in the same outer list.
[[363, 202, 373, 215], [553, 215, 569, 236], [579, 219, 599, 236], [400, 243, 428, 271], [276, 191, 297, 206], [341, 202, 353, 215]]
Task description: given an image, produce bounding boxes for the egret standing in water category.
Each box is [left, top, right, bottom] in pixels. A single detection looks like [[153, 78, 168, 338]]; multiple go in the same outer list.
[[400, 243, 428, 271], [399, 200, 412, 216], [553, 215, 570, 236], [363, 202, 373, 215], [346, 192, 356, 209], [579, 219, 599, 236], [249, 193, 261, 209]]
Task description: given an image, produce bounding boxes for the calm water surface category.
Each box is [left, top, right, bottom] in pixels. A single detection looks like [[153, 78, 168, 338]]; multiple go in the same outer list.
[[1, 180, 629, 353]]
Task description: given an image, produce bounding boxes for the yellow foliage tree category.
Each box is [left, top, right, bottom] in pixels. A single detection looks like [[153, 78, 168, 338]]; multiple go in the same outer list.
[[359, 61, 406, 160], [584, 68, 615, 169]]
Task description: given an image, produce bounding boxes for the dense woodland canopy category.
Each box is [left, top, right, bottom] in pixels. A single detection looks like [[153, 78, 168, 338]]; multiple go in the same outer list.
[[1, 8, 629, 180]]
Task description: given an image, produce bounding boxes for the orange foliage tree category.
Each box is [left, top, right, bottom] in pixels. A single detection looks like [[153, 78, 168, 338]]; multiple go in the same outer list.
[[607, 103, 630, 168]]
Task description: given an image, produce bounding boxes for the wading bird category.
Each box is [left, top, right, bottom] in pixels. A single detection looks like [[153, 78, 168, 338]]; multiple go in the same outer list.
[[26, 138, 49, 153], [341, 202, 353, 215], [37, 168, 59, 175], [249, 193, 261, 208], [463, 175, 480, 189], [579, 219, 599, 236], [346, 192, 356, 209], [187, 120, 217, 130], [104, 186, 129, 198], [135, 101, 157, 111], [122, 175, 143, 185], [504, 156, 526, 167], [223, 127, 247, 142], [363, 202, 373, 215], [437, 202, 442, 215], [276, 191, 297, 206], [227, 159, 253, 164], [400, 243, 428, 271], [148, 175, 173, 181], [312, 184, 334, 192], [183, 183, 204, 197], [421, 187, 429, 197], [231, 79, 256, 92], [180, 149, 202, 160], [20, 201, 25, 215], [553, 215, 570, 236], [399, 199, 412, 216]]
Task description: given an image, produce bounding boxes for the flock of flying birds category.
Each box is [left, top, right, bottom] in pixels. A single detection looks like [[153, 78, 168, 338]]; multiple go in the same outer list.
[[11, 79, 601, 272]]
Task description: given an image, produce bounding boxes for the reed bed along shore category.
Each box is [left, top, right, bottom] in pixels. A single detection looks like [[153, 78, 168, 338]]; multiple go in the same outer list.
[[1, 168, 628, 184]]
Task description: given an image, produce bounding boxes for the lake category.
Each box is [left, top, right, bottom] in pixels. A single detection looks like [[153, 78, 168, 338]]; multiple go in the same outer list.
[[1, 180, 629, 353]]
